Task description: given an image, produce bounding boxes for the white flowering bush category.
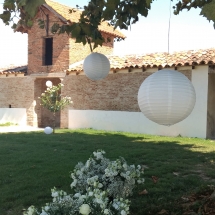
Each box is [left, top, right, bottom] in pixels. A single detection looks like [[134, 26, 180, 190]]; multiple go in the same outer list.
[[39, 82, 72, 133], [70, 150, 145, 198], [23, 150, 145, 215]]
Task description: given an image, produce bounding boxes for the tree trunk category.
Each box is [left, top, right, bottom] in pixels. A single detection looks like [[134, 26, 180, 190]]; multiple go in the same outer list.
[[53, 112, 56, 134]]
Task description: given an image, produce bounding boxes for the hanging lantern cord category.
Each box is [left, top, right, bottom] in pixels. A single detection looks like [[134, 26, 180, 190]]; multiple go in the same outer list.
[[86, 36, 93, 53], [168, 0, 171, 54]]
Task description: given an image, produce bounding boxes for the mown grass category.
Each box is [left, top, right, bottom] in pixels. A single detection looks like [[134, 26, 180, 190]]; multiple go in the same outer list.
[[0, 129, 215, 215], [0, 122, 18, 127]]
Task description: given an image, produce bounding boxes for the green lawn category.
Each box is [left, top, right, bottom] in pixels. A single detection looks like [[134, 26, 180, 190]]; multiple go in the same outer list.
[[0, 129, 215, 215]]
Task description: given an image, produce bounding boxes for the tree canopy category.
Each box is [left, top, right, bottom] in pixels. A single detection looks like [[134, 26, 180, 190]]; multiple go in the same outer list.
[[0, 0, 214, 49]]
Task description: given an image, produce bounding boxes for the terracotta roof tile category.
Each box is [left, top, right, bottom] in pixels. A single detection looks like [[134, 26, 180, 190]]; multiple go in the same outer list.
[[44, 0, 125, 38], [67, 48, 215, 72], [0, 65, 27, 76]]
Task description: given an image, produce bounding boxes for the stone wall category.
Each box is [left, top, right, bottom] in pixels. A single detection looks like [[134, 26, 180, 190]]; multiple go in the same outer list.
[[28, 8, 70, 74], [28, 8, 115, 74], [0, 77, 35, 126], [0, 69, 192, 128], [60, 69, 192, 128]]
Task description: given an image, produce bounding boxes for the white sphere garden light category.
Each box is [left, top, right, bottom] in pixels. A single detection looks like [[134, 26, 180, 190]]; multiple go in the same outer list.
[[46, 80, 53, 88], [83, 52, 110, 81], [44, 126, 53, 134], [138, 69, 196, 126]]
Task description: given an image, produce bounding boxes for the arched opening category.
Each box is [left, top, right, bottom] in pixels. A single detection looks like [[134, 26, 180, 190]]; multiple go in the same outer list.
[[34, 78, 61, 128]]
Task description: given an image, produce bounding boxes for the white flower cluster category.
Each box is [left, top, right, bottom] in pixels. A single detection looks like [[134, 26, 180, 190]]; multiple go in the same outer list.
[[24, 187, 130, 215], [39, 83, 72, 113], [23, 150, 145, 215], [70, 150, 145, 198]]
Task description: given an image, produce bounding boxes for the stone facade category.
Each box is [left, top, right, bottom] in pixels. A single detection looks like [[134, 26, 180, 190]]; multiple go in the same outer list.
[[0, 77, 35, 126], [1, 2, 199, 131], [22, 5, 117, 128], [60, 69, 192, 128], [27, 8, 114, 75], [0, 67, 192, 128], [28, 8, 70, 74]]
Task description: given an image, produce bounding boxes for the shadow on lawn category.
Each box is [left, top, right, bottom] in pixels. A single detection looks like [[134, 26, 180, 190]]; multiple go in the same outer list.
[[0, 129, 215, 215]]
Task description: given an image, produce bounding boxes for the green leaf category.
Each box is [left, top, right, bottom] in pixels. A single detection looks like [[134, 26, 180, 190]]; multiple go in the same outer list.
[[58, 25, 67, 34], [11, 23, 17, 29], [24, 0, 45, 18], [106, 0, 120, 10], [200, 0, 215, 23], [0, 11, 11, 23], [51, 23, 60, 34], [27, 19, 33, 27], [37, 19, 45, 29], [3, 0, 16, 11], [146, 0, 153, 7], [17, 0, 27, 7], [71, 24, 81, 38], [80, 23, 92, 35]]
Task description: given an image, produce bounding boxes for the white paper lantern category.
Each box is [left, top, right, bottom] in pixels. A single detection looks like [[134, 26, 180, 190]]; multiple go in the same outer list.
[[138, 69, 196, 126], [44, 126, 53, 134], [83, 52, 110, 81], [46, 80, 53, 88]]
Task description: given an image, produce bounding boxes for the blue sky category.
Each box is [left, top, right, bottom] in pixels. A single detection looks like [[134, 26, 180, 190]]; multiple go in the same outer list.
[[1, 0, 215, 67]]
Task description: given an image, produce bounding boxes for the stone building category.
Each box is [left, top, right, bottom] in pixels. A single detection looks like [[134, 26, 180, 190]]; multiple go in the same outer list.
[[0, 0, 125, 128], [1, 0, 215, 139]]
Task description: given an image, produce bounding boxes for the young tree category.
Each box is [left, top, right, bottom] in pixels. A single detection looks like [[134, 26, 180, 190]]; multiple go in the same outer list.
[[39, 81, 72, 133], [0, 0, 214, 48]]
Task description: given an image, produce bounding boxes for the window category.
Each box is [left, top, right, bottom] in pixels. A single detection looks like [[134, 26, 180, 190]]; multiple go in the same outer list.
[[43, 37, 53, 65]]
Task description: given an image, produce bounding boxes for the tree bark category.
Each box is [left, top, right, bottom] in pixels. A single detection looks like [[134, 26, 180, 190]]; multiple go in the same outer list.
[[53, 112, 56, 134]]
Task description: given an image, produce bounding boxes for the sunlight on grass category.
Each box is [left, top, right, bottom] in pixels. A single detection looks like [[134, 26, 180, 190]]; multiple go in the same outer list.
[[0, 129, 215, 215]]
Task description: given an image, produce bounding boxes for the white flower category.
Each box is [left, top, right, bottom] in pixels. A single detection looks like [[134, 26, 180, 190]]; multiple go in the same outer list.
[[44, 206, 50, 211], [88, 191, 94, 196], [126, 176, 130, 180], [96, 198, 103, 204], [51, 192, 58, 198], [93, 151, 104, 160], [74, 193, 81, 198], [70, 179, 77, 188], [25, 206, 36, 215], [76, 170, 82, 175], [121, 210, 127, 215], [123, 164, 128, 169], [98, 183, 103, 188], [104, 209, 109, 214], [79, 204, 91, 215], [112, 203, 119, 209], [40, 210, 48, 215], [79, 195, 86, 200], [71, 173, 75, 179], [86, 160, 91, 168]]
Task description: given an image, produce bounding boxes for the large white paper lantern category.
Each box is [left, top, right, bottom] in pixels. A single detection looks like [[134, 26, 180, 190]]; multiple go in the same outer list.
[[83, 52, 110, 81], [138, 69, 196, 126], [44, 126, 53, 134]]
